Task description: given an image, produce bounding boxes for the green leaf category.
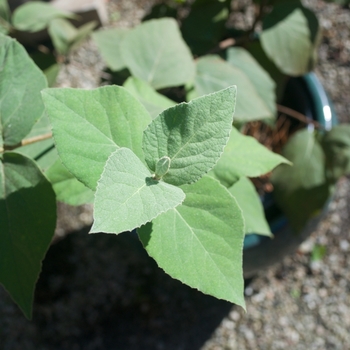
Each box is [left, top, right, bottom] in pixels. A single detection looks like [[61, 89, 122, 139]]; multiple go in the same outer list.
[[190, 55, 273, 122], [12, 1, 75, 33], [0, 152, 56, 319], [260, 5, 317, 76], [181, 0, 230, 55], [138, 175, 245, 308], [41, 85, 151, 190], [92, 27, 128, 71], [46, 159, 94, 206], [271, 129, 328, 232], [43, 63, 61, 87], [0, 33, 47, 147], [228, 177, 271, 236], [0, 0, 10, 22], [321, 125, 350, 182], [123, 77, 176, 119], [91, 147, 185, 234], [143, 86, 237, 186], [121, 18, 195, 89], [226, 47, 276, 119], [213, 127, 290, 187], [48, 19, 97, 56]]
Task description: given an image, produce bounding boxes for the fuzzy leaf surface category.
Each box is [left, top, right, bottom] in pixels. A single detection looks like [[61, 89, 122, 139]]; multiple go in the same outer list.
[[124, 77, 176, 119], [138, 175, 245, 308], [91, 148, 185, 234], [121, 18, 195, 89], [228, 177, 271, 236], [0, 34, 47, 147], [213, 127, 290, 187], [0, 152, 56, 319], [190, 55, 273, 122], [143, 86, 236, 186], [41, 85, 151, 190]]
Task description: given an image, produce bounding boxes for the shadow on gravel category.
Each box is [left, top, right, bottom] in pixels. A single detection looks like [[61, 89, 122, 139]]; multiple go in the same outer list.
[[31, 228, 234, 350]]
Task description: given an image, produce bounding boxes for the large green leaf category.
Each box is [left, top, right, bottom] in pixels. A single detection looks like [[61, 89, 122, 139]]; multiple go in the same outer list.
[[0, 152, 56, 319], [260, 5, 316, 76], [228, 177, 271, 236], [271, 129, 328, 232], [123, 77, 176, 119], [121, 18, 195, 89], [226, 47, 276, 119], [181, 0, 230, 56], [138, 175, 245, 308], [190, 55, 273, 122], [91, 147, 185, 234], [143, 86, 236, 186], [12, 2, 74, 32], [0, 34, 47, 147], [41, 85, 151, 190], [46, 159, 94, 206], [92, 28, 128, 71], [213, 127, 290, 187], [321, 125, 350, 183]]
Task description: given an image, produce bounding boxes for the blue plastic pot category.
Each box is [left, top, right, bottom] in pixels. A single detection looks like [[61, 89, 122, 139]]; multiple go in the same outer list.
[[243, 73, 337, 278]]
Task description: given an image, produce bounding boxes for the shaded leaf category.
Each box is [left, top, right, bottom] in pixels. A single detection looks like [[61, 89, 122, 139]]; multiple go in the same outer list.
[[226, 47, 276, 119], [261, 6, 317, 76], [121, 18, 195, 89], [0, 33, 47, 147], [91, 147, 185, 234], [0, 152, 56, 319], [124, 77, 176, 119], [46, 159, 94, 206], [271, 129, 328, 232], [92, 27, 128, 71], [138, 175, 246, 308], [213, 127, 290, 187], [41, 85, 151, 190], [143, 86, 236, 186], [190, 55, 273, 121], [228, 177, 271, 236]]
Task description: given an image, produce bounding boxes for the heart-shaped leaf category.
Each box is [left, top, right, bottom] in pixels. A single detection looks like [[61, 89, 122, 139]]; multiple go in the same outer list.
[[41, 85, 151, 190], [143, 86, 237, 186], [138, 175, 245, 308], [0, 152, 56, 319], [121, 18, 195, 89], [0, 34, 47, 147], [190, 55, 273, 122], [91, 148, 185, 234]]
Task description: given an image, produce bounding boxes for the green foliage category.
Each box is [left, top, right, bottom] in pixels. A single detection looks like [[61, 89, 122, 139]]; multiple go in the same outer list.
[[143, 87, 237, 186], [12, 1, 75, 33], [0, 34, 47, 146], [138, 175, 246, 308], [212, 126, 291, 187], [1, 0, 347, 321], [228, 177, 272, 237]]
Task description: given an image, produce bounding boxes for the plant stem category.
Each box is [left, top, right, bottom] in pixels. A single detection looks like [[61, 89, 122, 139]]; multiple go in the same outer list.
[[277, 104, 324, 129], [1, 132, 53, 153]]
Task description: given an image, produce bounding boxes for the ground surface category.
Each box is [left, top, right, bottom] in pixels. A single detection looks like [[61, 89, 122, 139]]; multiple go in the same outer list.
[[1, 1, 350, 349]]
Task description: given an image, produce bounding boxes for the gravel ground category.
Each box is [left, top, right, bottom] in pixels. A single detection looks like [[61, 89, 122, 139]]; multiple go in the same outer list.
[[1, 1, 350, 349]]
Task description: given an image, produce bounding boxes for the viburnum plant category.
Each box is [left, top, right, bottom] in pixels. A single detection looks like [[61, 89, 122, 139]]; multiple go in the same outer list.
[[1, 0, 350, 320]]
